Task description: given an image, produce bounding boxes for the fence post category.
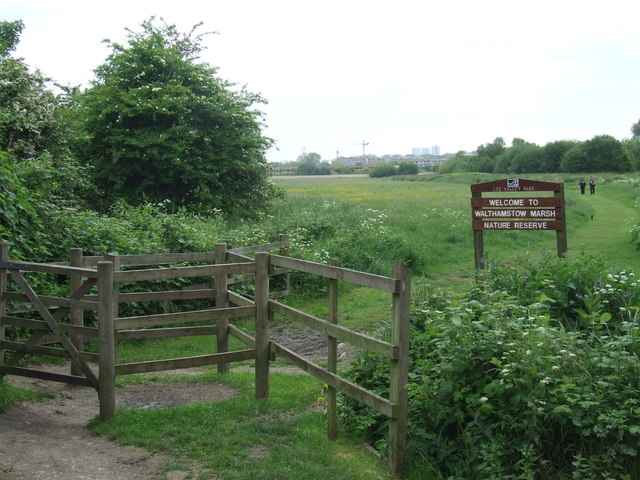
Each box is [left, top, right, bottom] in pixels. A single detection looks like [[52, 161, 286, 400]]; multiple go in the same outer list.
[[327, 257, 339, 440], [0, 242, 8, 368], [254, 252, 270, 399], [278, 234, 291, 294], [389, 262, 410, 476], [97, 260, 116, 419], [69, 248, 83, 376], [215, 243, 229, 373]]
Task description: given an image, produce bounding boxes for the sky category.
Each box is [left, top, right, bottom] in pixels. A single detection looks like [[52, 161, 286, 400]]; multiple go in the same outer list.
[[4, 0, 640, 162]]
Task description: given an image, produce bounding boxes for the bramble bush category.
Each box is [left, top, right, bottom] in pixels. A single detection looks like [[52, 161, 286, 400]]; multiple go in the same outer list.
[[342, 253, 640, 480]]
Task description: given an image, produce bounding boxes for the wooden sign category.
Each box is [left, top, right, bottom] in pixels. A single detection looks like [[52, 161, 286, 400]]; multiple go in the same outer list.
[[471, 178, 567, 269]]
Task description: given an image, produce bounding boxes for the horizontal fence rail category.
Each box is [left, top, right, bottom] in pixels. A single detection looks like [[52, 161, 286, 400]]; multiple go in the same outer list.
[[269, 254, 399, 292]]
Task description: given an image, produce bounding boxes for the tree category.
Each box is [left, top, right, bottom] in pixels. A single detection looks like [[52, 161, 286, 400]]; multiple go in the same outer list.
[[632, 119, 640, 140], [560, 135, 633, 173], [0, 20, 23, 55], [296, 151, 321, 165], [544, 140, 577, 172], [0, 20, 71, 162], [476, 137, 506, 160], [494, 142, 547, 174], [79, 18, 278, 216], [398, 161, 419, 175], [369, 163, 397, 178]]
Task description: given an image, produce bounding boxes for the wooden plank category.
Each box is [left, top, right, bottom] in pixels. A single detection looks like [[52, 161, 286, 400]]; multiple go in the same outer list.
[[0, 365, 93, 387], [69, 248, 84, 377], [98, 260, 116, 418], [472, 219, 564, 231], [1, 316, 99, 340], [389, 262, 411, 477], [9, 270, 99, 388], [113, 262, 256, 282], [115, 251, 215, 266], [116, 325, 218, 340], [227, 291, 255, 307], [0, 261, 98, 278], [328, 258, 339, 441], [0, 243, 7, 368], [269, 255, 398, 293], [470, 178, 562, 193], [472, 208, 562, 219], [82, 255, 103, 267], [216, 243, 230, 374], [0, 340, 98, 362], [225, 251, 254, 263], [254, 253, 270, 399], [114, 349, 256, 375], [229, 324, 255, 347], [270, 301, 398, 359], [271, 340, 395, 418], [116, 305, 255, 330], [2, 292, 98, 311], [81, 287, 218, 302], [471, 196, 562, 208], [230, 241, 288, 255], [114, 289, 217, 303]]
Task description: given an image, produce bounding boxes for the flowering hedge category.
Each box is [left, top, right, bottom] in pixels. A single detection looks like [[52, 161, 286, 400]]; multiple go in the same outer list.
[[342, 253, 640, 479]]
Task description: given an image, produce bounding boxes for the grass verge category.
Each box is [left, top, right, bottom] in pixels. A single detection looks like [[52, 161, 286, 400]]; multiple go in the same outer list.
[[89, 370, 391, 480]]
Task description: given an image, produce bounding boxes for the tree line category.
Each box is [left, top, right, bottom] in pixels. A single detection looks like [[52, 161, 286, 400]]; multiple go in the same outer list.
[[439, 129, 640, 174]]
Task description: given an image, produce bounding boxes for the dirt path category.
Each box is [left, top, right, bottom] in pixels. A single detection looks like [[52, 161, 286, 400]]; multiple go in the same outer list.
[[0, 365, 239, 480]]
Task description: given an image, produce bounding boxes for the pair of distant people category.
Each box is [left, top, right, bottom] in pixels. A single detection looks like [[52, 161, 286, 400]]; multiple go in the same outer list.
[[579, 176, 596, 195]]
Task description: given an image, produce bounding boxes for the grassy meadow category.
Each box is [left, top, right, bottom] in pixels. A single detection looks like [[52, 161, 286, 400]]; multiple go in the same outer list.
[[272, 171, 640, 284]]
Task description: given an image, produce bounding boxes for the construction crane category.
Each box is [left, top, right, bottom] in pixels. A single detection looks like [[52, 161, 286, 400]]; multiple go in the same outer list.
[[352, 140, 369, 156]]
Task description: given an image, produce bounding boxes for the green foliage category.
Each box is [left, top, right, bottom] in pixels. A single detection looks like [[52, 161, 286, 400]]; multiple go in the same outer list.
[[560, 135, 633, 173], [494, 142, 548, 174], [342, 255, 640, 479], [0, 28, 72, 162], [78, 17, 278, 216], [544, 140, 578, 172], [296, 162, 331, 175], [398, 162, 419, 175], [0, 20, 24, 56], [369, 163, 397, 178]]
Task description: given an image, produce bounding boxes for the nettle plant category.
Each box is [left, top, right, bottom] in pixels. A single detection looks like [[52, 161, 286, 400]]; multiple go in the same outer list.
[[342, 254, 640, 480]]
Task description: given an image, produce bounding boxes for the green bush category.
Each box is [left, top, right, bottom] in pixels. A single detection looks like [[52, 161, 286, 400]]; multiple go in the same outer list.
[[369, 164, 397, 178], [342, 255, 640, 479], [398, 162, 419, 175]]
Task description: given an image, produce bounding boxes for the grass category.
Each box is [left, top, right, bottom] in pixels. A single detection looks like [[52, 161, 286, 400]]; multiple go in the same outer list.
[[0, 378, 53, 413], [90, 371, 391, 480]]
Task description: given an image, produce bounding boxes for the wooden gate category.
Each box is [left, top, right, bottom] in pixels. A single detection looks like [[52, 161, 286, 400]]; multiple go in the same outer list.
[[0, 239, 410, 476], [0, 242, 102, 389]]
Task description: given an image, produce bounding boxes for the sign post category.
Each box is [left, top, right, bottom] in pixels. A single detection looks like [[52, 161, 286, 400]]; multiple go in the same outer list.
[[471, 178, 567, 269]]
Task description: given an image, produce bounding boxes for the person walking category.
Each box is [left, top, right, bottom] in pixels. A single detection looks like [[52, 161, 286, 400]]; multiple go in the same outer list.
[[589, 176, 596, 194], [579, 177, 586, 194]]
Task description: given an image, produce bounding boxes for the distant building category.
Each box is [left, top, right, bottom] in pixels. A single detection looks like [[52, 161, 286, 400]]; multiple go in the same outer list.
[[431, 145, 441, 156], [413, 147, 433, 156], [338, 153, 452, 167]]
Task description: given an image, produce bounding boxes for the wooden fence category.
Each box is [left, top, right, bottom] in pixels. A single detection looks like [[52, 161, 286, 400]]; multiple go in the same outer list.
[[0, 238, 410, 476]]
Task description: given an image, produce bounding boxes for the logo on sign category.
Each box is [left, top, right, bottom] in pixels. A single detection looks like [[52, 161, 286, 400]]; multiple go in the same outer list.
[[507, 179, 519, 188]]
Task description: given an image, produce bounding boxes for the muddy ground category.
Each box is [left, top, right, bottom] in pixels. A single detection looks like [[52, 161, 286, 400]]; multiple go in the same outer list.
[[0, 323, 355, 479]]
